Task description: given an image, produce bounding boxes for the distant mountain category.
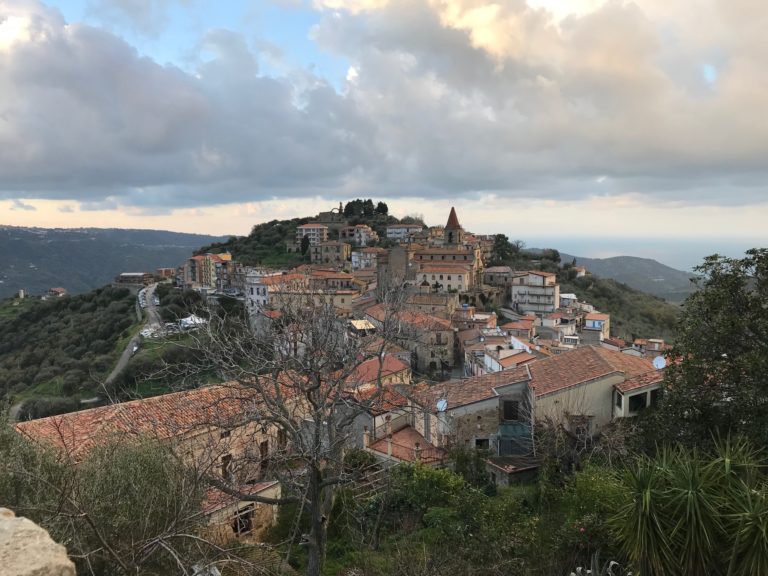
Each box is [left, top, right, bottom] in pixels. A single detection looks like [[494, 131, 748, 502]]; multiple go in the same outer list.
[[0, 226, 229, 298], [561, 254, 697, 303]]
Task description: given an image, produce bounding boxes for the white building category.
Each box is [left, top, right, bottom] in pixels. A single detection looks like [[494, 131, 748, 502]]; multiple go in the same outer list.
[[509, 271, 560, 315], [386, 224, 423, 242], [351, 247, 386, 270], [245, 269, 307, 312], [295, 224, 329, 246], [418, 265, 470, 293]]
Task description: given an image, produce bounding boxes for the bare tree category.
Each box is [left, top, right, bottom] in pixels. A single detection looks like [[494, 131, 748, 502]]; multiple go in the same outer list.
[[177, 287, 411, 576]]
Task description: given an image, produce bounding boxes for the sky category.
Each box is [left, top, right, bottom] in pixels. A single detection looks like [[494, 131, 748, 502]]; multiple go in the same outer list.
[[1, 0, 767, 269]]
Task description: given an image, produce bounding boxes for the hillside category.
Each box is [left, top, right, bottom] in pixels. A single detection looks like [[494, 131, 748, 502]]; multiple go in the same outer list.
[[197, 198, 405, 265], [0, 287, 140, 417], [0, 226, 228, 298], [561, 253, 696, 303], [559, 272, 681, 341]]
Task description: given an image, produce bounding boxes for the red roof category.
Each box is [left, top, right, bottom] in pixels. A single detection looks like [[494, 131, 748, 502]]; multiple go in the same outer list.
[[368, 426, 445, 463], [585, 312, 610, 321], [529, 346, 653, 397], [414, 367, 531, 411], [616, 370, 664, 393], [16, 384, 259, 458], [446, 207, 461, 230], [347, 355, 410, 387], [498, 352, 537, 367], [366, 304, 451, 331]]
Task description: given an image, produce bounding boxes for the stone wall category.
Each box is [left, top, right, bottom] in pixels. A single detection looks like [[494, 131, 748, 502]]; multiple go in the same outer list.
[[0, 508, 75, 576]]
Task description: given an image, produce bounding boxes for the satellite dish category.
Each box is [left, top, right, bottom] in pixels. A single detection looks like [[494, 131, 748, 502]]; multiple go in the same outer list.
[[436, 399, 448, 412], [653, 356, 667, 370]]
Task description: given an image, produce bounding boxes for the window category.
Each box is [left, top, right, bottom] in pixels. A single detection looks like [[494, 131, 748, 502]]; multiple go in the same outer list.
[[475, 438, 489, 450], [447, 275, 452, 280], [221, 454, 233, 480], [232, 505, 254, 536], [650, 388, 661, 406], [615, 392, 623, 409], [503, 400, 519, 421], [439, 275, 443, 280], [628, 393, 647, 413]]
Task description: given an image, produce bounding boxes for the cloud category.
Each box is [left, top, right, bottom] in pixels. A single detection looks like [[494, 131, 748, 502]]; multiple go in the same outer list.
[[10, 198, 35, 211], [1, 0, 768, 212], [85, 0, 192, 37], [58, 204, 75, 213]]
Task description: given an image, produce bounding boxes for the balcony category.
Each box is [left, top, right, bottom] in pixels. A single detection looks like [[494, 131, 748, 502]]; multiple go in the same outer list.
[[499, 421, 531, 438]]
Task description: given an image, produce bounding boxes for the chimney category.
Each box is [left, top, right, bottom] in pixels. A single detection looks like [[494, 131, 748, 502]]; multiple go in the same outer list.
[[363, 426, 370, 448]]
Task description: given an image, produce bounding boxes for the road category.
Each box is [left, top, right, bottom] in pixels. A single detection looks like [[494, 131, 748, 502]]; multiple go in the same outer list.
[[8, 283, 161, 421], [104, 283, 160, 387]]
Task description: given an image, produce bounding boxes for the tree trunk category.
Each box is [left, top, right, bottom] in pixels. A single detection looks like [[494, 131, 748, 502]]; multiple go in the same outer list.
[[305, 467, 326, 576]]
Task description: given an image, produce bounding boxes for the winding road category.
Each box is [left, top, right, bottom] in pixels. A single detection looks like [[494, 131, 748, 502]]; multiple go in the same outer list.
[[104, 283, 160, 387], [8, 283, 163, 422]]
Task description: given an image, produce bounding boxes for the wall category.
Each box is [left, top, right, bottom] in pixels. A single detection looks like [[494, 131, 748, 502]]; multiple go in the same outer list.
[[534, 373, 625, 431]]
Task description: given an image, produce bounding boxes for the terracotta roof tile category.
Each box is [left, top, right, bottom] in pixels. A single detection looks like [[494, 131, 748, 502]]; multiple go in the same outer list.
[[347, 356, 410, 387], [616, 370, 664, 393], [413, 367, 530, 411], [16, 384, 260, 458], [529, 346, 653, 397]]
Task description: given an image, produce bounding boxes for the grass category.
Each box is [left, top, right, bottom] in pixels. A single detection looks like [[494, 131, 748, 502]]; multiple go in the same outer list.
[[0, 297, 36, 320]]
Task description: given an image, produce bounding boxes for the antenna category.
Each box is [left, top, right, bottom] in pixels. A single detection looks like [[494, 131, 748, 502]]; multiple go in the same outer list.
[[436, 399, 448, 413], [653, 356, 667, 370]]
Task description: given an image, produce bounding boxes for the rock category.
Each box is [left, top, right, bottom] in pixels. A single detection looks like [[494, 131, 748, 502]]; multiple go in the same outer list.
[[0, 508, 75, 576]]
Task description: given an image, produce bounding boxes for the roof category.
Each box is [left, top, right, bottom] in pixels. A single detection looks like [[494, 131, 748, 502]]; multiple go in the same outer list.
[[529, 346, 654, 397], [445, 207, 461, 230], [366, 304, 452, 331], [351, 385, 410, 414], [202, 481, 279, 514], [297, 223, 328, 229], [527, 270, 556, 278], [16, 384, 258, 458], [616, 370, 664, 393], [419, 265, 471, 274], [415, 247, 475, 255], [387, 224, 423, 229], [603, 337, 627, 348], [259, 273, 306, 287], [350, 319, 376, 331], [347, 355, 410, 387], [585, 312, 610, 321], [560, 293, 578, 300], [498, 351, 537, 368], [414, 367, 531, 412], [484, 266, 512, 274], [368, 426, 445, 463], [501, 320, 534, 331]]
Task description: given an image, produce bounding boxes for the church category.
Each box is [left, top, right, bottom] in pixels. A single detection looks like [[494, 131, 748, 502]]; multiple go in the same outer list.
[[414, 207, 484, 292]]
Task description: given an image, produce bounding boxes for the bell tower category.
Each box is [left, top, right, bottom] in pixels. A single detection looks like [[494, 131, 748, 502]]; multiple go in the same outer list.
[[445, 207, 464, 245]]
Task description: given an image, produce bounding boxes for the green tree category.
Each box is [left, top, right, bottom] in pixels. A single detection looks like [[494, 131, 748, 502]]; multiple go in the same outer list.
[[0, 425, 212, 575], [300, 234, 311, 255], [643, 249, 768, 448], [490, 234, 513, 264], [375, 201, 389, 215]]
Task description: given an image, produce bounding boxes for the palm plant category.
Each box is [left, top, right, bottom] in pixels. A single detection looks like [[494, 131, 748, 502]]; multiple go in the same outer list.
[[611, 438, 768, 576]]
